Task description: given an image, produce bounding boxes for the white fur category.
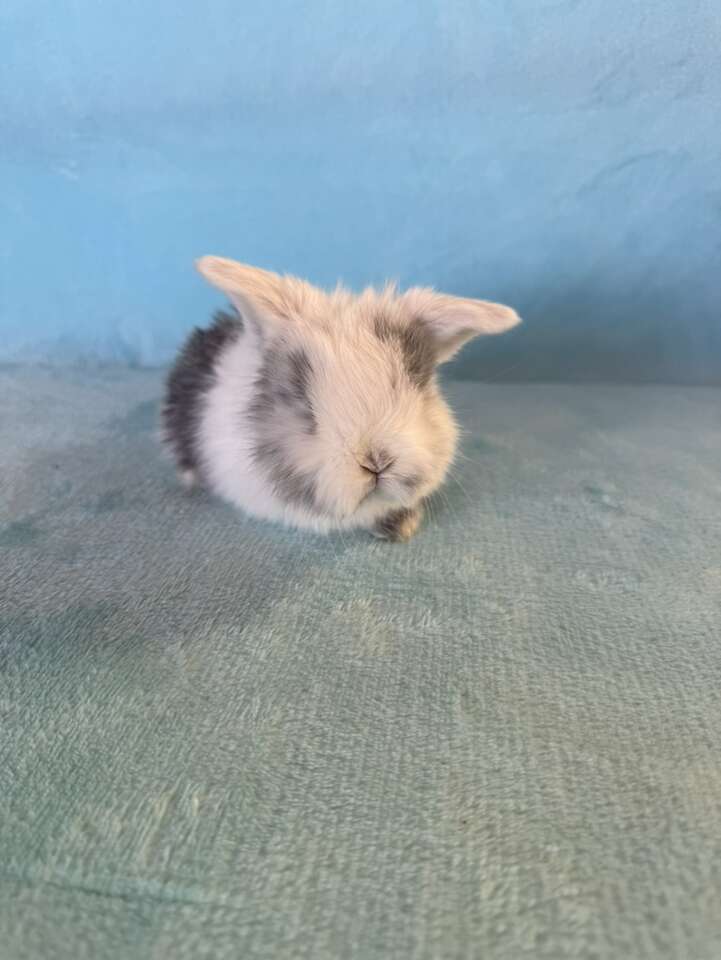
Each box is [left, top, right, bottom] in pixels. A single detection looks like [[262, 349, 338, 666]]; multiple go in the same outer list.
[[184, 258, 521, 536]]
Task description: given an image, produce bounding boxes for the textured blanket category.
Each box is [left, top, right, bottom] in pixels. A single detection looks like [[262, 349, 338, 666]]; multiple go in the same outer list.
[[2, 369, 720, 959]]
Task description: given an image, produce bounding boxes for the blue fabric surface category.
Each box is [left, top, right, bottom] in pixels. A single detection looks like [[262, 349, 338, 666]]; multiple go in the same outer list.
[[2, 368, 721, 959]]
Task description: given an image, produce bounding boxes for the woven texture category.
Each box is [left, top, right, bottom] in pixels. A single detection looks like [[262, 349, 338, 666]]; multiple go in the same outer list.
[[2, 368, 721, 959]]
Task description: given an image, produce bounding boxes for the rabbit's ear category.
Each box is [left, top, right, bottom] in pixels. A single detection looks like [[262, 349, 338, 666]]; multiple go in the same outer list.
[[403, 288, 521, 364], [196, 256, 309, 334]]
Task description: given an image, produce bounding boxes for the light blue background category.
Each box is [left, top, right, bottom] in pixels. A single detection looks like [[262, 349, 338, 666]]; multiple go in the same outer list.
[[1, 0, 719, 381]]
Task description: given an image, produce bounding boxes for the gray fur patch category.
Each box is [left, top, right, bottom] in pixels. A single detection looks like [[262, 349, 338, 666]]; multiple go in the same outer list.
[[163, 307, 244, 472], [248, 346, 317, 434], [288, 350, 317, 434], [289, 350, 312, 403], [373, 315, 435, 389], [253, 440, 319, 512], [247, 382, 276, 423], [247, 348, 280, 424], [249, 345, 319, 511], [298, 407, 317, 436], [375, 507, 417, 542]]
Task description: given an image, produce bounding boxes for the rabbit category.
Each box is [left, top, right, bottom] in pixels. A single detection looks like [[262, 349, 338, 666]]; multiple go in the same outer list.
[[162, 257, 520, 541]]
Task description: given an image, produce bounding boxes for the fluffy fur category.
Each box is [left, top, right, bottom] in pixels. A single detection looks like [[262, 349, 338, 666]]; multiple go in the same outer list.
[[162, 257, 521, 540]]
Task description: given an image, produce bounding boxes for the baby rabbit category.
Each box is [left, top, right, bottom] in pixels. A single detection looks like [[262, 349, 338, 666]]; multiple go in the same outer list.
[[162, 257, 520, 541]]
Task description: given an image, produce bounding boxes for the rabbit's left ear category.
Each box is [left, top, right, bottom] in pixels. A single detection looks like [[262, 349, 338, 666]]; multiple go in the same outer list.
[[403, 288, 521, 363], [195, 256, 311, 337]]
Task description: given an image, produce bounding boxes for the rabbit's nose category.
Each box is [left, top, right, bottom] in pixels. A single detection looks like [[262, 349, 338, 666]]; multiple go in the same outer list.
[[361, 449, 395, 477]]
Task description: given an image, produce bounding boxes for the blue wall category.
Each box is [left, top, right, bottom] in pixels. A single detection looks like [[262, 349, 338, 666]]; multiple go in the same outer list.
[[2, 0, 720, 381]]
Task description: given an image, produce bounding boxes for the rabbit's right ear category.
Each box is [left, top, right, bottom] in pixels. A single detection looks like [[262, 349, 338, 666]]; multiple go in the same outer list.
[[403, 287, 521, 363], [196, 256, 308, 335]]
